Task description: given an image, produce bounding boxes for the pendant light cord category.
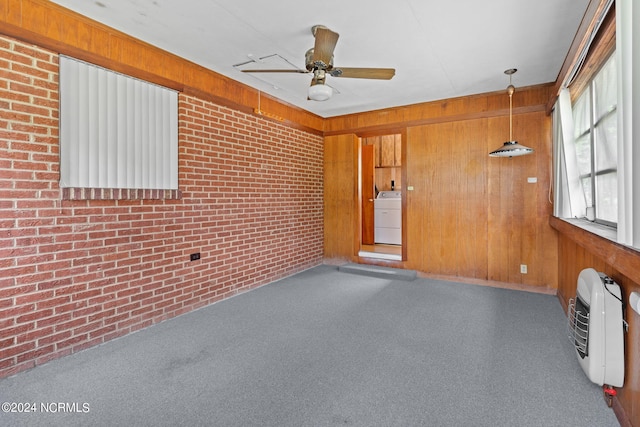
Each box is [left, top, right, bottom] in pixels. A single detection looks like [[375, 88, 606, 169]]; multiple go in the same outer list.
[[507, 71, 515, 141], [509, 89, 513, 141]]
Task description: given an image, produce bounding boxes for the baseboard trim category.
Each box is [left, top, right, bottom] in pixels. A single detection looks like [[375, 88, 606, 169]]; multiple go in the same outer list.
[[416, 272, 557, 295]]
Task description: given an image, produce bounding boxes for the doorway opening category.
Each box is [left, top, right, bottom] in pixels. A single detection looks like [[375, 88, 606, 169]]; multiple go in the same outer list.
[[359, 134, 404, 261]]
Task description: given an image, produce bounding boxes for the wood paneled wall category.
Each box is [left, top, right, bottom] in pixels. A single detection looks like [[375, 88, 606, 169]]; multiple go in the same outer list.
[[323, 86, 558, 290], [487, 111, 557, 287], [405, 119, 488, 277], [552, 218, 639, 426], [404, 110, 556, 287], [323, 134, 359, 260]]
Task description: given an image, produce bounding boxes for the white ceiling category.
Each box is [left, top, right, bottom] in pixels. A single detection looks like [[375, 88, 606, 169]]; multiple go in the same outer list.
[[51, 0, 590, 118]]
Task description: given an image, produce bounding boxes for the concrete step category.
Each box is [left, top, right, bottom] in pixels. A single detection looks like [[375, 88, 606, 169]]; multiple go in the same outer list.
[[338, 263, 417, 281]]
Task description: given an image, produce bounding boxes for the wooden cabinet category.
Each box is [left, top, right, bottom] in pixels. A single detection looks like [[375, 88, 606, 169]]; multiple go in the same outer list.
[[381, 135, 396, 166], [363, 134, 402, 191]]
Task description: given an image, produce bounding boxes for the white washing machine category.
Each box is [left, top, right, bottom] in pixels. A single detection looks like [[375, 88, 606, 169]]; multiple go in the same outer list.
[[374, 191, 402, 245]]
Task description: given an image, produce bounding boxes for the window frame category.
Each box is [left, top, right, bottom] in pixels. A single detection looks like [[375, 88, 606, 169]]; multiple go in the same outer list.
[[571, 53, 618, 228], [58, 55, 180, 200]]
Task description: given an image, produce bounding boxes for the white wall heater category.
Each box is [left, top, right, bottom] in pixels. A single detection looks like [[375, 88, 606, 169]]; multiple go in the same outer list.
[[567, 268, 625, 388]]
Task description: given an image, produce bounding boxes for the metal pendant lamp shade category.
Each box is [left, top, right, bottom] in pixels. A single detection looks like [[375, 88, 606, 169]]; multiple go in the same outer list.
[[489, 69, 534, 157], [490, 140, 534, 157]]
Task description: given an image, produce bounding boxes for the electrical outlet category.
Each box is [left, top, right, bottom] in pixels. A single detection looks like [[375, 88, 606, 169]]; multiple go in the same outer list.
[[520, 264, 527, 274], [190, 252, 201, 261]]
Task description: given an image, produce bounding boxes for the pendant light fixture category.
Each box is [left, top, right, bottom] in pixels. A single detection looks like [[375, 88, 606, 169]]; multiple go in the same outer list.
[[489, 69, 534, 157]]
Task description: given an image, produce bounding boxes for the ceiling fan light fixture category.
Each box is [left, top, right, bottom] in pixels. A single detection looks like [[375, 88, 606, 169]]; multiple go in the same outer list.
[[489, 68, 534, 158], [308, 83, 333, 101]]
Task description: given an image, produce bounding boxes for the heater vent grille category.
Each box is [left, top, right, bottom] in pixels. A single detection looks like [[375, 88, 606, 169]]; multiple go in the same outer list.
[[567, 297, 590, 358]]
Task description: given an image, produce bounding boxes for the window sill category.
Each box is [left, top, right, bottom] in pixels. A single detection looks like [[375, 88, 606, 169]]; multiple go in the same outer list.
[[561, 218, 618, 242], [61, 187, 182, 201]]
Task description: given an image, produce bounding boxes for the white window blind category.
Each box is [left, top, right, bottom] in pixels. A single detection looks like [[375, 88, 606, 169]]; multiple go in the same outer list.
[[59, 56, 178, 190]]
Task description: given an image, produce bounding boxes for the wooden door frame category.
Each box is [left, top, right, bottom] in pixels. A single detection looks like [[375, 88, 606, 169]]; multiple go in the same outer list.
[[357, 130, 408, 261], [361, 144, 375, 245]]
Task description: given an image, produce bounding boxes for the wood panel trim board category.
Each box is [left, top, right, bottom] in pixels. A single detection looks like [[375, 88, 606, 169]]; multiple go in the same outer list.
[[545, 0, 614, 112], [417, 272, 557, 296], [325, 86, 552, 137], [563, 3, 616, 103]]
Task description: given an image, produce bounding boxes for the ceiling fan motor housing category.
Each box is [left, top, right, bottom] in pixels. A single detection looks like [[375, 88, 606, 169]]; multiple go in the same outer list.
[[305, 48, 333, 71]]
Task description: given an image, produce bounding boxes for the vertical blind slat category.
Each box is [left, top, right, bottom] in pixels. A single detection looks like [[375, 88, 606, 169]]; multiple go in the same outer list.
[[77, 62, 89, 186], [105, 70, 116, 188], [59, 56, 178, 190]]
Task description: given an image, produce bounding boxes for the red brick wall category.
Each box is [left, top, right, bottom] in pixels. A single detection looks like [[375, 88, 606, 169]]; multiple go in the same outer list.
[[0, 36, 324, 378]]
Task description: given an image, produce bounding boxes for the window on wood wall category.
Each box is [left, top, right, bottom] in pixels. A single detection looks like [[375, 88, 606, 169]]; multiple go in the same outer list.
[[571, 54, 618, 226], [554, 0, 640, 249], [59, 56, 179, 198]]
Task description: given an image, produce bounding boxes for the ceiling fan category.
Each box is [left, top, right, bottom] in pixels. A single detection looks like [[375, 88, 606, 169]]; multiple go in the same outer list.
[[241, 25, 395, 101]]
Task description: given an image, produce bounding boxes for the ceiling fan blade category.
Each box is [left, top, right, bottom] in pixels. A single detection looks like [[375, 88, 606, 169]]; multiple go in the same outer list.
[[312, 26, 339, 67], [241, 69, 308, 74], [329, 67, 396, 79]]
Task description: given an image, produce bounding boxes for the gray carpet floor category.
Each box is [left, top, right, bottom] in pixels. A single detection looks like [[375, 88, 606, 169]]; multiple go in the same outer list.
[[0, 264, 619, 426]]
